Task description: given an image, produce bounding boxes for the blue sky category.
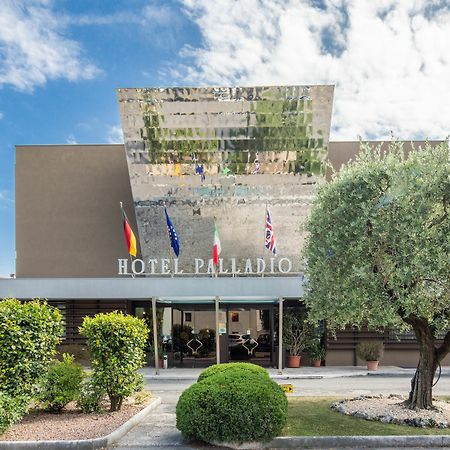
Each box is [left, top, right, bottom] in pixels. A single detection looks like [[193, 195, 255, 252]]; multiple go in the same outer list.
[[0, 0, 449, 276]]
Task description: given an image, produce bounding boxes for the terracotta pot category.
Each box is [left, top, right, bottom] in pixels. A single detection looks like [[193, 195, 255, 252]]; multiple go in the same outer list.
[[287, 355, 301, 368], [367, 360, 379, 371], [312, 359, 321, 368]]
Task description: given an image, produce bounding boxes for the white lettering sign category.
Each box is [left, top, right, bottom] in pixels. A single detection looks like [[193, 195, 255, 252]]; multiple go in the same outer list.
[[118, 257, 295, 276], [118, 258, 129, 275]]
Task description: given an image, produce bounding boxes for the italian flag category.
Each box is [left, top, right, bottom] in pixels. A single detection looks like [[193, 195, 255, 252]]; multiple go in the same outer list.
[[213, 222, 221, 266]]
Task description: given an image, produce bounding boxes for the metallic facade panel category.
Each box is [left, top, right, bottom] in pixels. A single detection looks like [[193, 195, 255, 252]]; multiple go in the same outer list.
[[117, 86, 334, 275]]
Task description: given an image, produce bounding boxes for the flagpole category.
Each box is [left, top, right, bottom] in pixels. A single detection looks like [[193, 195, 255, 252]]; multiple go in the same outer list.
[[120, 202, 135, 278], [262, 203, 268, 278], [213, 217, 218, 278]]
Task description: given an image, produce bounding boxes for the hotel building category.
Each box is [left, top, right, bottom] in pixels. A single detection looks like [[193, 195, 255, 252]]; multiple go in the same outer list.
[[1, 85, 447, 369]]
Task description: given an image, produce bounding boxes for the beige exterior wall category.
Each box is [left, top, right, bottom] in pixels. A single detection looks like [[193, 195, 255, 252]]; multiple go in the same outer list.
[[15, 144, 137, 277], [15, 141, 448, 366]]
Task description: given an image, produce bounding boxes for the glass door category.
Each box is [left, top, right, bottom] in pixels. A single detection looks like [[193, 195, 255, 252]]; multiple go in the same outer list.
[[171, 306, 218, 368], [227, 307, 273, 367]]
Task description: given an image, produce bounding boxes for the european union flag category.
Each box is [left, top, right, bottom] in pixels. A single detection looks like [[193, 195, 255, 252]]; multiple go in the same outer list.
[[165, 208, 180, 257]]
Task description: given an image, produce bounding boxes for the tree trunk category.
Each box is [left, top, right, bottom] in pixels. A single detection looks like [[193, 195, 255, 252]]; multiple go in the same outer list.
[[407, 319, 438, 410], [109, 394, 123, 412]]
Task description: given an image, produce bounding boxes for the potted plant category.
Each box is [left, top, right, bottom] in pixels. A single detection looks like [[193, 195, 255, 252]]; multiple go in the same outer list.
[[356, 341, 384, 370], [307, 340, 326, 367], [283, 309, 308, 368]]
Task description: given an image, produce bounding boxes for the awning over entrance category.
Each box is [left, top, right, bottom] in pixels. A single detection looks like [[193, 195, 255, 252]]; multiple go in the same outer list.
[[0, 276, 303, 302]]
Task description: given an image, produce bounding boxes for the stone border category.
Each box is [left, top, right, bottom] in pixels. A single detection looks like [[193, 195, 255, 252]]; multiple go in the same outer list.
[[0, 397, 162, 450], [200, 434, 450, 449], [266, 435, 450, 448]]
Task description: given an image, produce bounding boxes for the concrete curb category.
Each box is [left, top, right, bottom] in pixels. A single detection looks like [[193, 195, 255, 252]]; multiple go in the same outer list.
[[143, 374, 450, 381], [0, 397, 162, 450], [143, 373, 364, 381], [266, 435, 450, 448]]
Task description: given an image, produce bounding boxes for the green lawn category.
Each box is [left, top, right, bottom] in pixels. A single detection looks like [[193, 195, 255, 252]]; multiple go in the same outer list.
[[283, 397, 450, 436]]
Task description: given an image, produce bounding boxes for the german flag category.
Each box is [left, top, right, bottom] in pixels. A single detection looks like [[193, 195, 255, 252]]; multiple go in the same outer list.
[[121, 203, 137, 257]]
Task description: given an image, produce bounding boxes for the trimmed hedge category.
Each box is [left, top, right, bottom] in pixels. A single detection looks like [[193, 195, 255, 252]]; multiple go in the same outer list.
[[177, 368, 287, 443], [0, 299, 63, 396], [197, 362, 269, 382]]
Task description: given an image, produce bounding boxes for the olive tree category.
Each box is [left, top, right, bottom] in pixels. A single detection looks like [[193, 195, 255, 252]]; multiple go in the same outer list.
[[304, 141, 449, 409]]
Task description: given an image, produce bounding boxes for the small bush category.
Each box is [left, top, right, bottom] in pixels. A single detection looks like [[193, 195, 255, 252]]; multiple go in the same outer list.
[[356, 341, 384, 361], [134, 390, 152, 405], [177, 371, 287, 443], [0, 299, 63, 396], [76, 378, 105, 413], [0, 393, 29, 435], [80, 311, 149, 411], [197, 362, 269, 382], [37, 354, 84, 412]]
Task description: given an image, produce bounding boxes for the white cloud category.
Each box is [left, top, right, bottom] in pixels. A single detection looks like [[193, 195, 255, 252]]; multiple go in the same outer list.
[[177, 0, 450, 140], [0, 190, 14, 206], [66, 134, 78, 144], [62, 11, 141, 26], [63, 2, 176, 28], [0, 112, 4, 120], [0, 0, 101, 92], [142, 4, 177, 26], [106, 125, 124, 144]]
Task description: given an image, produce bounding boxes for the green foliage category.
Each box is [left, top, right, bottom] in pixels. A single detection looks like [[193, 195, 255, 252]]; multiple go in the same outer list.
[[172, 323, 193, 353], [79, 311, 149, 411], [284, 397, 450, 436], [134, 390, 152, 405], [177, 370, 287, 443], [0, 392, 29, 435], [37, 354, 84, 412], [0, 299, 63, 396], [356, 341, 384, 361], [197, 362, 269, 382], [306, 339, 326, 360], [304, 141, 450, 336], [283, 308, 310, 356], [197, 328, 215, 357], [76, 378, 105, 413]]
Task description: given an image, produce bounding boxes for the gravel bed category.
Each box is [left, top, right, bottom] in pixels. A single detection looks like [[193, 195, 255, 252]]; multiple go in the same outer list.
[[332, 394, 450, 429], [0, 395, 152, 441]]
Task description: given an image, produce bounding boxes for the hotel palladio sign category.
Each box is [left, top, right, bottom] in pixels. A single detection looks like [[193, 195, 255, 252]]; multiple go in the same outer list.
[[118, 257, 294, 276]]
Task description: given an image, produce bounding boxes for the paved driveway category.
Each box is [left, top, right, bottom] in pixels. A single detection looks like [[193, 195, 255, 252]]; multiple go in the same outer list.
[[112, 373, 450, 449]]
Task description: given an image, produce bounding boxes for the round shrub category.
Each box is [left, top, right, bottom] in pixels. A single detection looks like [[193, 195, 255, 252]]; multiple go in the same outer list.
[[80, 311, 148, 411], [197, 362, 269, 382], [177, 371, 287, 443], [0, 298, 63, 396], [37, 353, 84, 412]]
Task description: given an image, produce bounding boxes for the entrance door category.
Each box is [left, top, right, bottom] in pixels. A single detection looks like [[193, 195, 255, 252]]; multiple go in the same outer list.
[[227, 306, 273, 367], [172, 306, 220, 368]]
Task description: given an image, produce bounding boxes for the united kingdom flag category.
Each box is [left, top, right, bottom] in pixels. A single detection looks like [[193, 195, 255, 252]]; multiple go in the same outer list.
[[265, 207, 277, 255]]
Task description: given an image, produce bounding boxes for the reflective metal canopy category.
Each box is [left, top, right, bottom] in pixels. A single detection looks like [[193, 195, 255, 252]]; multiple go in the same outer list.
[[0, 276, 303, 302]]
